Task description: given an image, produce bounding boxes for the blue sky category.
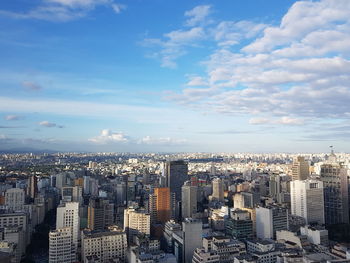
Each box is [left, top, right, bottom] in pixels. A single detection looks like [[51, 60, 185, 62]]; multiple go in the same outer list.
[[1, 0, 350, 152]]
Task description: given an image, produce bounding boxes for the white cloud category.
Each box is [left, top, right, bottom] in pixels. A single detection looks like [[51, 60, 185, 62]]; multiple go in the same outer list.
[[165, 0, 350, 123], [89, 129, 128, 144], [39, 121, 64, 128], [0, 0, 126, 22], [138, 136, 187, 145], [184, 5, 211, 27], [186, 76, 208, 87], [4, 115, 23, 121], [249, 118, 270, 125]]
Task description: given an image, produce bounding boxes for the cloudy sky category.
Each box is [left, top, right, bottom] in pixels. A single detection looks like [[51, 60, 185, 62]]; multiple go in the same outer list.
[[1, 0, 350, 152]]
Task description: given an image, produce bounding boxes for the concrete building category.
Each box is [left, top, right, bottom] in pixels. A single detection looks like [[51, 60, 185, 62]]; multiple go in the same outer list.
[[192, 248, 219, 263], [49, 227, 74, 263], [5, 188, 25, 212], [211, 178, 224, 202], [56, 202, 80, 254], [61, 186, 83, 204], [181, 183, 197, 220], [300, 225, 329, 246], [123, 208, 150, 243], [290, 180, 325, 225], [82, 226, 127, 263], [87, 198, 114, 231], [291, 156, 309, 181], [225, 209, 253, 239], [256, 205, 288, 239]]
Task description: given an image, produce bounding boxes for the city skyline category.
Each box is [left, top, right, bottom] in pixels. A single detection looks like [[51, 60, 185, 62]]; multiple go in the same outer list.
[[1, 0, 350, 152]]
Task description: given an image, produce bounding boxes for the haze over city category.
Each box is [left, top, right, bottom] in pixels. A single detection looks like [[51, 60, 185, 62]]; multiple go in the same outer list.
[[1, 0, 350, 152]]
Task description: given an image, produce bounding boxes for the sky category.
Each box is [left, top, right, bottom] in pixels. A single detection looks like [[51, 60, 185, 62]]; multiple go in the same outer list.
[[1, 0, 350, 153]]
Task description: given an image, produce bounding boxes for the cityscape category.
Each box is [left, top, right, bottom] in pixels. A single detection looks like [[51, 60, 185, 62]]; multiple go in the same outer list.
[[1, 0, 350, 262]]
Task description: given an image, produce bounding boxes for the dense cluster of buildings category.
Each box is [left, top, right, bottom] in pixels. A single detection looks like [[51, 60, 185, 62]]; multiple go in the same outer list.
[[0, 150, 349, 262]]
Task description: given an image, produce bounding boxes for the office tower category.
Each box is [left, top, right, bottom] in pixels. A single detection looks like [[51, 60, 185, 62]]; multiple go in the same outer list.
[[26, 175, 37, 199], [291, 156, 309, 180], [61, 186, 83, 204], [320, 162, 349, 224], [256, 205, 288, 239], [290, 180, 325, 225], [211, 178, 224, 202], [82, 226, 127, 263], [225, 209, 253, 239], [5, 188, 25, 211], [49, 228, 74, 263], [164, 160, 188, 201], [56, 202, 80, 253], [123, 207, 150, 243], [143, 168, 150, 185], [269, 174, 281, 199], [182, 218, 202, 263], [149, 187, 172, 224], [181, 182, 197, 219], [87, 198, 114, 231]]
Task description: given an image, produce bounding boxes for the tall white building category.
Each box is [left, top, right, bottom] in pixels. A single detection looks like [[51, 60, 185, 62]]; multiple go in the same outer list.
[[123, 208, 150, 243], [256, 206, 288, 239], [183, 218, 202, 263], [82, 226, 127, 263], [5, 188, 25, 212], [181, 183, 197, 219], [56, 202, 80, 253], [290, 180, 325, 225], [211, 178, 224, 202], [291, 156, 309, 181], [49, 227, 74, 263]]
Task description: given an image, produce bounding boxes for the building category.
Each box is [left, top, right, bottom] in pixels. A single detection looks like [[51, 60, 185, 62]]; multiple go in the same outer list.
[[149, 187, 172, 224], [256, 205, 288, 239], [172, 218, 202, 263], [0, 212, 29, 246], [192, 248, 219, 263], [163, 220, 181, 253], [291, 156, 309, 181], [123, 208, 150, 243], [26, 175, 38, 199], [5, 188, 25, 212], [181, 183, 197, 220], [320, 162, 349, 225], [0, 226, 26, 263], [49, 227, 74, 263], [87, 198, 114, 231], [290, 180, 325, 225], [300, 225, 329, 246], [82, 226, 127, 263], [56, 202, 80, 254], [225, 209, 253, 240], [61, 186, 83, 204], [164, 161, 188, 201], [211, 178, 224, 202]]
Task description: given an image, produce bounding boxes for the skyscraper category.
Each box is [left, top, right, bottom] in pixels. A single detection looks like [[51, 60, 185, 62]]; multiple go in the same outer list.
[[320, 161, 349, 225], [291, 156, 309, 181], [26, 175, 37, 199], [5, 188, 25, 211], [256, 205, 288, 239], [123, 207, 150, 243], [290, 180, 325, 225], [56, 202, 80, 255], [181, 182, 197, 219], [211, 178, 224, 202], [149, 187, 172, 224], [87, 198, 114, 231], [49, 228, 74, 263], [164, 160, 188, 201]]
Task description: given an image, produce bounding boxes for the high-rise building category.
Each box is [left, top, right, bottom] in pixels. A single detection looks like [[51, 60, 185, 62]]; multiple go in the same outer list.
[[87, 198, 114, 231], [26, 175, 37, 199], [56, 202, 80, 254], [225, 209, 253, 239], [182, 218, 202, 263], [49, 227, 74, 263], [291, 157, 309, 181], [61, 186, 83, 204], [82, 226, 127, 263], [164, 160, 188, 201], [149, 187, 172, 224], [320, 161, 349, 225], [211, 178, 224, 202], [256, 205, 288, 239], [290, 180, 325, 225], [123, 207, 150, 243], [181, 182, 197, 219], [5, 188, 25, 212]]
